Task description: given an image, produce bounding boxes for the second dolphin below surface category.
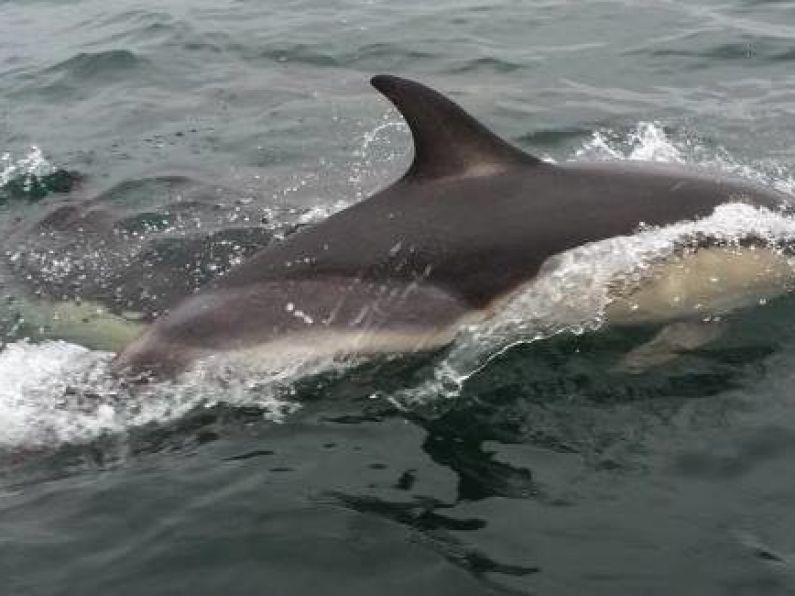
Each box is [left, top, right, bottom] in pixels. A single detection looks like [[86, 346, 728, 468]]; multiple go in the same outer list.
[[113, 74, 795, 377]]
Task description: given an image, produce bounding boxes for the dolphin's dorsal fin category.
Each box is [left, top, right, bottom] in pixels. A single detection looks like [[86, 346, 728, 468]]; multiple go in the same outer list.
[[371, 74, 541, 180]]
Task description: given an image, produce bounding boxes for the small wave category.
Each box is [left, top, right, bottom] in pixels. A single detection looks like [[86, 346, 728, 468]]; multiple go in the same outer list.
[[352, 42, 437, 69], [447, 56, 528, 75], [633, 29, 795, 70], [515, 126, 595, 149], [44, 50, 149, 84], [254, 44, 339, 68], [83, 10, 190, 48]]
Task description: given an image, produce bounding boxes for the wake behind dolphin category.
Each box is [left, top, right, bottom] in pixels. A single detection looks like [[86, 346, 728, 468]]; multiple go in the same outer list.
[[113, 74, 795, 377]]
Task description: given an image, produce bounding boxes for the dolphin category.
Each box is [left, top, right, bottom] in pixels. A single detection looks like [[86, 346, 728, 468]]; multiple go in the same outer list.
[[0, 174, 277, 352], [113, 74, 795, 377]]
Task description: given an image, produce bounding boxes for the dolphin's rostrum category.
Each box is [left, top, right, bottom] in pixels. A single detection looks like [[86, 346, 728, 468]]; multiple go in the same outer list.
[[113, 74, 794, 376]]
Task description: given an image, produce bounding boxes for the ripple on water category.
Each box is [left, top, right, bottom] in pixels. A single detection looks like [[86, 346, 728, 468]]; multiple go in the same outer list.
[[634, 33, 795, 71], [44, 49, 149, 83], [446, 55, 529, 75]]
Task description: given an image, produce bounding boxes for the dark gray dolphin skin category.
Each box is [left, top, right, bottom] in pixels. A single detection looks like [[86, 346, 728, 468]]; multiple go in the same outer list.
[[113, 74, 793, 376]]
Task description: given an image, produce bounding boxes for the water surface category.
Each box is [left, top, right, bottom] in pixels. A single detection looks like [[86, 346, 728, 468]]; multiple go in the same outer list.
[[3, 1, 795, 594]]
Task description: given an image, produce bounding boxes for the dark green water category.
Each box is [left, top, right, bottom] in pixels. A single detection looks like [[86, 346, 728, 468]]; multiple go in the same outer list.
[[4, 1, 795, 594]]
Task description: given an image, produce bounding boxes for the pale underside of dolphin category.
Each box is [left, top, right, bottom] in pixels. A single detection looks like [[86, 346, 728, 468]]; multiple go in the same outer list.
[[113, 74, 795, 376]]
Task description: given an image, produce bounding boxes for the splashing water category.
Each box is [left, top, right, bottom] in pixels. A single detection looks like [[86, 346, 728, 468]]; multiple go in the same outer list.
[[575, 122, 795, 194], [348, 114, 408, 201], [0, 339, 319, 450], [0, 341, 111, 448], [262, 114, 407, 241], [575, 122, 685, 163], [0, 146, 54, 189]]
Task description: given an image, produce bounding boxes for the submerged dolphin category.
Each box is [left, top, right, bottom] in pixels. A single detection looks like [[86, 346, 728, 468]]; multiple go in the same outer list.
[[113, 74, 795, 376]]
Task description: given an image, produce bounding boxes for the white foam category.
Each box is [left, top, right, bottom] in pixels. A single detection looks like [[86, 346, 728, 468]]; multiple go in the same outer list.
[[575, 122, 685, 163], [0, 146, 54, 188], [0, 341, 113, 448], [0, 339, 307, 450]]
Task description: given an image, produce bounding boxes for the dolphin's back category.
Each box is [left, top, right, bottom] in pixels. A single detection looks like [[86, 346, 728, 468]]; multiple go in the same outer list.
[[218, 160, 788, 308]]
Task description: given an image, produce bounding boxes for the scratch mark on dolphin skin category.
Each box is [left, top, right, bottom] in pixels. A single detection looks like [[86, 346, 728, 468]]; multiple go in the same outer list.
[[670, 181, 686, 192], [224, 449, 275, 462]]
